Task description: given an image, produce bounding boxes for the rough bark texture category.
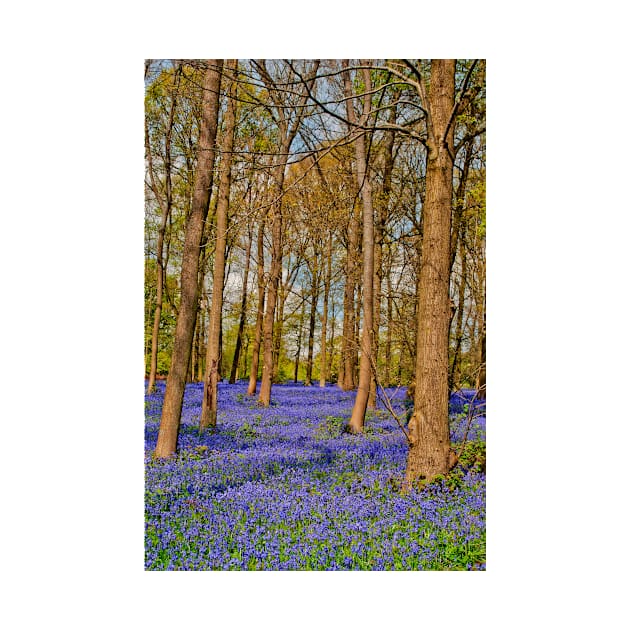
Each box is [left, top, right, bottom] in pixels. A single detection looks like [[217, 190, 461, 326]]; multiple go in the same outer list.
[[200, 59, 238, 431], [405, 59, 455, 485], [154, 60, 223, 458]]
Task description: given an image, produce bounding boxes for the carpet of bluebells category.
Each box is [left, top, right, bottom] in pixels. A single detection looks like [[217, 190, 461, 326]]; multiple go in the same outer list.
[[145, 381, 486, 571]]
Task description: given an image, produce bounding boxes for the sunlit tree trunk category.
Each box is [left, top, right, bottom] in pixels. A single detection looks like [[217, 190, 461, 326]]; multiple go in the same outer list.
[[200, 59, 238, 431], [348, 61, 375, 434], [477, 307, 486, 399], [230, 225, 252, 383], [145, 64, 180, 394], [305, 259, 319, 386], [384, 251, 393, 387], [247, 219, 266, 396], [294, 291, 306, 382], [319, 232, 332, 387], [155, 60, 223, 458], [405, 59, 455, 484], [449, 235, 467, 391]]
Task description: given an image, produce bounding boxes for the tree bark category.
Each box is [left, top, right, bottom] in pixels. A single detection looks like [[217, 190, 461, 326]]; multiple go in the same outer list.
[[294, 291, 306, 382], [247, 219, 266, 396], [319, 232, 332, 387], [449, 234, 467, 391], [229, 225, 252, 383], [348, 62, 375, 434], [155, 60, 223, 458], [384, 250, 393, 387], [305, 259, 319, 386], [200, 59, 237, 431], [146, 65, 180, 394], [405, 59, 456, 484]]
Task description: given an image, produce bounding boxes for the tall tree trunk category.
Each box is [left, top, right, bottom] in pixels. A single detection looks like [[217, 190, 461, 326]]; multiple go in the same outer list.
[[257, 59, 320, 405], [348, 62, 375, 434], [328, 301, 336, 383], [230, 225, 252, 383], [259, 193, 283, 404], [449, 234, 467, 391], [247, 219, 266, 396], [145, 66, 180, 394], [294, 291, 306, 383], [319, 232, 332, 387], [405, 59, 456, 484], [384, 250, 393, 387], [305, 261, 319, 386], [272, 281, 286, 383], [200, 59, 237, 431], [477, 307, 486, 399], [155, 60, 223, 458], [196, 299, 205, 382]]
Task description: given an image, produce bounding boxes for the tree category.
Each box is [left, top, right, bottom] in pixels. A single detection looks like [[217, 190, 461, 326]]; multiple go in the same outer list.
[[154, 60, 223, 458], [255, 60, 320, 406], [346, 60, 376, 434], [200, 59, 238, 431], [404, 59, 456, 484]]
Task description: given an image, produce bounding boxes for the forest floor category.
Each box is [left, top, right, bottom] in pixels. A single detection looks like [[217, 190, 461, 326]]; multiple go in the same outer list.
[[144, 381, 486, 570]]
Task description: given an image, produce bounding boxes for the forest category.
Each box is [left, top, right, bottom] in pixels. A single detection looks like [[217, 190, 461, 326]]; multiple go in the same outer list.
[[144, 59, 486, 570]]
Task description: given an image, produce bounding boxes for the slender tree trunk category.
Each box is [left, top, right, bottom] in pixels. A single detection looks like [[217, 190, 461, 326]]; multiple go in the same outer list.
[[200, 59, 237, 431], [272, 281, 285, 383], [294, 291, 306, 382], [348, 62, 375, 434], [247, 219, 266, 396], [384, 251, 393, 387], [449, 235, 467, 391], [196, 301, 205, 382], [405, 59, 456, 484], [257, 59, 320, 405], [319, 232, 332, 387], [145, 67, 180, 394], [305, 261, 319, 386], [328, 302, 336, 383], [259, 194, 283, 404], [230, 226, 252, 383], [155, 60, 223, 458], [477, 307, 486, 399]]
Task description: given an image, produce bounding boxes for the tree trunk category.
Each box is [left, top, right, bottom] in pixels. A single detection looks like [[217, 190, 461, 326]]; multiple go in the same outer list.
[[319, 232, 332, 387], [200, 59, 237, 431], [449, 234, 467, 391], [272, 281, 285, 383], [405, 59, 456, 484], [384, 251, 393, 387], [294, 291, 306, 382], [305, 261, 319, 386], [348, 62, 375, 434], [155, 60, 223, 458], [259, 195, 283, 404], [230, 225, 252, 383], [247, 219, 266, 396], [477, 303, 486, 399], [145, 66, 180, 394]]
